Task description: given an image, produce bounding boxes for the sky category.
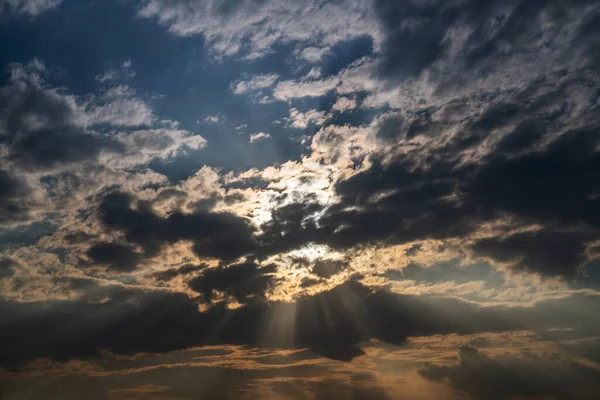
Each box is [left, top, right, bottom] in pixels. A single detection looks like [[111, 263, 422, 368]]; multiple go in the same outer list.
[[1, 0, 600, 399]]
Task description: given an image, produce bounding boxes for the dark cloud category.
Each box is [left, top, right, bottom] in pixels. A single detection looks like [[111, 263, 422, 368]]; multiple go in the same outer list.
[[470, 103, 521, 133], [63, 231, 94, 245], [257, 159, 471, 256], [0, 257, 18, 279], [2, 279, 599, 368], [494, 119, 546, 153], [1, 355, 392, 400], [299, 276, 322, 288], [373, 0, 600, 85], [319, 35, 373, 78], [188, 261, 277, 304], [464, 128, 600, 227], [152, 263, 207, 281], [0, 168, 32, 226], [98, 191, 258, 263], [256, 74, 600, 279], [375, 113, 405, 141], [419, 344, 600, 400], [472, 230, 594, 278], [312, 259, 347, 278], [7, 127, 122, 169], [257, 201, 326, 257], [2, 2, 600, 390], [85, 242, 140, 272], [0, 73, 123, 170], [308, 377, 391, 400], [389, 260, 505, 287], [374, 0, 449, 80]]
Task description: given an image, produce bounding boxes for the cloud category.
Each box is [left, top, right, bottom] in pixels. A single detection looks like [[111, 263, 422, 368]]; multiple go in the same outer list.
[[249, 132, 271, 143], [0, 61, 181, 175], [84, 85, 155, 127], [273, 76, 339, 101], [152, 263, 207, 281], [112, 128, 207, 166], [85, 242, 141, 272], [0, 59, 205, 235], [201, 114, 222, 123], [294, 46, 331, 63], [0, 0, 62, 16], [95, 60, 136, 84], [393, 260, 505, 287], [0, 62, 125, 170], [0, 257, 18, 279], [332, 96, 357, 112], [232, 73, 279, 94], [97, 191, 258, 263], [137, 0, 374, 59], [372, 0, 600, 89], [373, 0, 448, 80], [254, 69, 600, 280], [0, 169, 35, 226], [312, 259, 347, 278], [472, 230, 594, 279], [3, 2, 600, 389], [419, 344, 600, 400], [188, 261, 277, 304], [287, 108, 327, 129], [0, 348, 397, 399], [1, 279, 600, 367]]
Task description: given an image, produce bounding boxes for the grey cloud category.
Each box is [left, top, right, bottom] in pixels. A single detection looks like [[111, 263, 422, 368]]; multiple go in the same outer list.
[[472, 230, 595, 278], [0, 64, 125, 170], [0, 169, 33, 226], [390, 260, 505, 287], [0, 257, 18, 279], [188, 261, 277, 304], [419, 344, 600, 400], [255, 73, 600, 280], [152, 263, 207, 281], [0, 0, 62, 16], [312, 259, 348, 278], [98, 191, 258, 263], [374, 0, 449, 80], [85, 242, 141, 272], [373, 0, 600, 89], [137, 0, 372, 58], [1, 279, 599, 367], [1, 354, 391, 400], [8, 127, 123, 169]]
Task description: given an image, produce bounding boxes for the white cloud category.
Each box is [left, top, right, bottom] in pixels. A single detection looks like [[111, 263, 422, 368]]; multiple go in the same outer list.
[[332, 96, 357, 112], [84, 85, 155, 127], [303, 67, 322, 81], [95, 60, 136, 83], [249, 132, 271, 143], [288, 108, 327, 129], [111, 128, 207, 167], [273, 76, 339, 101], [137, 0, 376, 59], [295, 46, 330, 63], [201, 114, 222, 124], [232, 73, 279, 94]]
